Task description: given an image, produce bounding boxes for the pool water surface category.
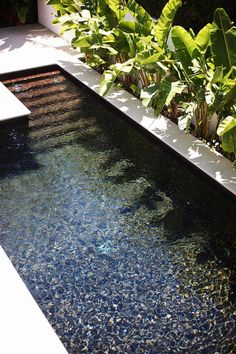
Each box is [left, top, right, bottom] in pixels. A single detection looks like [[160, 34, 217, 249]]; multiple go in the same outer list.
[[0, 69, 236, 353]]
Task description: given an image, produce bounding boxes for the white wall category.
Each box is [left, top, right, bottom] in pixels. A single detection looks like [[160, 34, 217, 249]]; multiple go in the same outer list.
[[37, 0, 74, 42]]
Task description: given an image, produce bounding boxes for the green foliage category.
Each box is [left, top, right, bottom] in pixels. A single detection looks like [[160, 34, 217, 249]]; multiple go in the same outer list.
[[210, 8, 236, 74], [136, 0, 236, 32], [171, 26, 201, 74], [154, 0, 182, 48], [49, 0, 236, 163], [217, 116, 236, 153]]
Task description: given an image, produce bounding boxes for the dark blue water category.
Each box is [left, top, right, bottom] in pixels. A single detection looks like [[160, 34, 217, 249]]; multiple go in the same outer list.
[[0, 70, 236, 353]]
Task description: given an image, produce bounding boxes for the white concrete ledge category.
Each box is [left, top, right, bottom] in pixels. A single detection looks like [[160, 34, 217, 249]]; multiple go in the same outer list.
[[0, 246, 68, 354], [0, 82, 31, 122]]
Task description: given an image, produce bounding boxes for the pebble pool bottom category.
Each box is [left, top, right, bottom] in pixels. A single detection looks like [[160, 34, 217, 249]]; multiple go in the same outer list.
[[0, 69, 236, 353]]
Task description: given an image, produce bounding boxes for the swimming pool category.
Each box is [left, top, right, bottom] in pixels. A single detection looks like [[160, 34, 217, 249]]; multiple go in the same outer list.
[[0, 68, 236, 353]]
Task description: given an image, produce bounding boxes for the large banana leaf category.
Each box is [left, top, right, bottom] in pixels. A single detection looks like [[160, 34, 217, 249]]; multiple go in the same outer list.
[[118, 20, 142, 34], [154, 0, 182, 48], [217, 115, 236, 136], [125, 0, 153, 31], [47, 0, 81, 14], [195, 24, 212, 53], [211, 8, 236, 73], [165, 81, 186, 106], [216, 112, 236, 154], [211, 27, 236, 73], [140, 84, 159, 107], [141, 79, 185, 116], [99, 59, 135, 96], [136, 50, 164, 66], [123, 32, 136, 58], [221, 129, 236, 153], [97, 0, 118, 29], [90, 44, 118, 55], [213, 8, 232, 32], [107, 0, 126, 21], [72, 35, 91, 48], [99, 70, 118, 96], [171, 26, 201, 74]]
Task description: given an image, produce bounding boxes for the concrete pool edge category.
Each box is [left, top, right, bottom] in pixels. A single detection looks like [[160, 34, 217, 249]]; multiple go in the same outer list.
[[0, 246, 68, 354], [0, 82, 31, 122]]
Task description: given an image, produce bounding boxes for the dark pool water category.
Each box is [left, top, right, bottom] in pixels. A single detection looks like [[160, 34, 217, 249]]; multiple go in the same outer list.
[[0, 70, 236, 353]]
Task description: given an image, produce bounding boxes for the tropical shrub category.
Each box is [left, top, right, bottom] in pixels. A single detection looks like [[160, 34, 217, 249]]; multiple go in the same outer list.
[[170, 8, 236, 157], [136, 0, 236, 32], [47, 0, 236, 163]]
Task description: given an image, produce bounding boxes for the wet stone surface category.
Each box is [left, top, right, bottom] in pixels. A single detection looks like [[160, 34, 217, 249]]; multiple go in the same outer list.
[[0, 70, 236, 353]]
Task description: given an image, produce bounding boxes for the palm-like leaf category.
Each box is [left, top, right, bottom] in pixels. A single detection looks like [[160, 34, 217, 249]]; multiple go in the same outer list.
[[195, 24, 212, 53], [154, 0, 182, 48], [171, 26, 201, 74], [211, 8, 236, 73]]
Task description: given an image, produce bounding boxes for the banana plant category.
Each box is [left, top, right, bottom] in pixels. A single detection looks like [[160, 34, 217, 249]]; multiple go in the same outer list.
[[153, 0, 182, 49], [217, 115, 236, 158], [99, 0, 182, 96], [211, 8, 236, 75], [169, 9, 236, 140], [48, 0, 236, 161]]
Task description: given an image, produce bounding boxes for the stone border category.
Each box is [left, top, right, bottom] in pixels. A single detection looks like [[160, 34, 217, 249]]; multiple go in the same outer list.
[[0, 82, 31, 122], [0, 246, 68, 354]]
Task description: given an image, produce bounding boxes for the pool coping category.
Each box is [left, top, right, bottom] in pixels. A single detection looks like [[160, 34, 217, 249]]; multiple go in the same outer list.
[[1, 24, 235, 198], [0, 246, 68, 354], [0, 82, 31, 122]]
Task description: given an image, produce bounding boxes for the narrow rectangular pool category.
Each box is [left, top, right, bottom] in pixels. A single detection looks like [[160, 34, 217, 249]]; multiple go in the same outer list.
[[0, 68, 236, 353]]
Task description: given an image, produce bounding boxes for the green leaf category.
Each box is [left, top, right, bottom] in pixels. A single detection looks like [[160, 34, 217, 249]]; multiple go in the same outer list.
[[165, 81, 186, 105], [217, 115, 236, 136], [136, 51, 164, 65], [97, 0, 118, 28], [212, 67, 224, 83], [123, 33, 136, 58], [72, 35, 91, 48], [99, 69, 118, 96], [154, 0, 182, 47], [90, 44, 118, 55], [113, 59, 135, 73], [211, 27, 236, 73], [178, 102, 196, 131], [141, 84, 159, 99], [140, 84, 159, 107], [195, 24, 212, 53], [213, 8, 232, 32], [171, 26, 201, 73], [118, 20, 140, 34], [154, 80, 172, 116], [221, 129, 236, 153], [121, 0, 153, 36]]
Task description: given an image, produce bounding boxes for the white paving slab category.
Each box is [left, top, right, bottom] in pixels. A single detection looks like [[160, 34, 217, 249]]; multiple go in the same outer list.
[[0, 246, 68, 354], [0, 82, 31, 121]]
